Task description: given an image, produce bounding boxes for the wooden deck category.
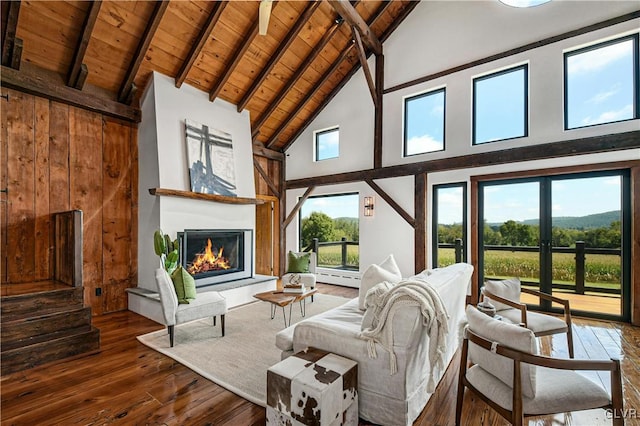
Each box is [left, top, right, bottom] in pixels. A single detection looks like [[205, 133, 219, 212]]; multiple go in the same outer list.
[[1, 283, 638, 425]]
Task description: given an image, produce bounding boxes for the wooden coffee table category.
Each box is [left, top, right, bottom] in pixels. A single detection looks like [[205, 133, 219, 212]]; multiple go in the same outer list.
[[254, 288, 318, 327]]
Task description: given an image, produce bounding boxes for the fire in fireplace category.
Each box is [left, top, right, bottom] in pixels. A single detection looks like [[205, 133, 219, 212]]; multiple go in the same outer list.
[[179, 229, 253, 287]]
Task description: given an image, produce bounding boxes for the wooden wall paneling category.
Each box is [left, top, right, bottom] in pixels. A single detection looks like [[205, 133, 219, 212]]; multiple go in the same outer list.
[[632, 165, 640, 326], [6, 90, 35, 283], [48, 102, 70, 213], [69, 107, 103, 313], [1, 88, 8, 282], [102, 119, 133, 313], [254, 155, 268, 196], [34, 97, 51, 281], [255, 195, 276, 276]]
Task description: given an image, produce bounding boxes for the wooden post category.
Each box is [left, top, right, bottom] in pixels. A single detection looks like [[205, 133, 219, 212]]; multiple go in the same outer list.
[[341, 237, 347, 268], [575, 241, 585, 295], [312, 238, 319, 254], [455, 238, 463, 264]]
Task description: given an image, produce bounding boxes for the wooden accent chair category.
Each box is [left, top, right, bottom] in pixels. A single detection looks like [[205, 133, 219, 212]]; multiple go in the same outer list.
[[456, 305, 623, 426], [154, 268, 227, 347], [482, 278, 574, 358]]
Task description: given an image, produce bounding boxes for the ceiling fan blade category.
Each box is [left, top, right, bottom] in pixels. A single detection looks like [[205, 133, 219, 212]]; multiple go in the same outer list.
[[259, 0, 273, 36]]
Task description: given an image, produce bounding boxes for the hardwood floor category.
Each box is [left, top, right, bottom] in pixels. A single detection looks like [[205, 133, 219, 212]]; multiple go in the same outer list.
[[1, 283, 638, 425]]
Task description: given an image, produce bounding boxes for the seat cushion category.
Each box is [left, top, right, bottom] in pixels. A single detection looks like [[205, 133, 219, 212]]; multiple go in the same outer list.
[[499, 309, 568, 335], [466, 305, 537, 398], [466, 364, 611, 415], [358, 254, 401, 310], [484, 278, 521, 311], [175, 291, 227, 324]]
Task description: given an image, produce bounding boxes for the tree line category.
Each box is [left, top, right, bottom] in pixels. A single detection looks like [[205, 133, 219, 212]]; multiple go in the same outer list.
[[300, 212, 359, 248], [438, 220, 621, 249]]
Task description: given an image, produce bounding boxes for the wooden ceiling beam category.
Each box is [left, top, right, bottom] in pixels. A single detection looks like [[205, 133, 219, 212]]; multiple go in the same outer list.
[[283, 186, 315, 228], [1, 0, 21, 68], [209, 2, 279, 102], [251, 1, 360, 135], [236, 1, 321, 113], [351, 26, 376, 105], [253, 157, 281, 198], [283, 1, 416, 152], [365, 179, 414, 227], [67, 1, 102, 89], [1, 65, 140, 122], [266, 46, 354, 149], [175, 1, 228, 89], [118, 0, 169, 103], [253, 143, 285, 161], [285, 130, 640, 190], [329, 0, 381, 55]]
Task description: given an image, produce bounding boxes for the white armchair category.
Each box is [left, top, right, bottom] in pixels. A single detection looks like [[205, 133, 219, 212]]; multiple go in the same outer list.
[[281, 252, 317, 300], [154, 268, 227, 347], [457, 305, 623, 426]]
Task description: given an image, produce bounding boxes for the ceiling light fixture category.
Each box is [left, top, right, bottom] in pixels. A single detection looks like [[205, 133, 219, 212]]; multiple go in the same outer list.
[[499, 0, 551, 7]]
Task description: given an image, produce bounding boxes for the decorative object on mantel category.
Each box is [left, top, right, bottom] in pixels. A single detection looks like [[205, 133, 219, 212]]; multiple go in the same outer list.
[[149, 188, 265, 205], [153, 229, 179, 274], [185, 119, 237, 197]]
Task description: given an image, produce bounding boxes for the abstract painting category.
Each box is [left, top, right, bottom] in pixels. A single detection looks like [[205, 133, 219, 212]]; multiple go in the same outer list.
[[185, 119, 237, 196]]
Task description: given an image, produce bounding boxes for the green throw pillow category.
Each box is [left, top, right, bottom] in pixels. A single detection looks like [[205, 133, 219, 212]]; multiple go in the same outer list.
[[287, 251, 310, 273], [170, 265, 197, 304]]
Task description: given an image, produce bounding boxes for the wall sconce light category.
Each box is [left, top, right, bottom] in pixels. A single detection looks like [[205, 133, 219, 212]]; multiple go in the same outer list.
[[364, 196, 374, 217]]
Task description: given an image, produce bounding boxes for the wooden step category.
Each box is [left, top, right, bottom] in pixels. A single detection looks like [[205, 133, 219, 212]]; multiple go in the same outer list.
[[1, 326, 100, 376], [1, 307, 93, 349], [0, 287, 84, 320]]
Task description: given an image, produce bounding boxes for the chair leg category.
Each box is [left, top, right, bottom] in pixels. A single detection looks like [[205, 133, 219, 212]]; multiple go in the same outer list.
[[221, 314, 225, 337], [567, 327, 574, 358], [168, 325, 175, 347], [455, 340, 469, 426]]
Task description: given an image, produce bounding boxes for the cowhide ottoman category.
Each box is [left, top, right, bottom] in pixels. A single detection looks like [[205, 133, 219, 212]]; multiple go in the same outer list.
[[266, 347, 358, 426]]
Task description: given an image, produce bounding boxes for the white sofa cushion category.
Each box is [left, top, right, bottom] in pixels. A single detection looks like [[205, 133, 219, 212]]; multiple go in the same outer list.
[[358, 254, 401, 310], [466, 305, 537, 398]]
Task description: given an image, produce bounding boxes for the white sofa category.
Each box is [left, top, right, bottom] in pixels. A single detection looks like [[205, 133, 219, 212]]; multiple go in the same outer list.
[[275, 262, 474, 426]]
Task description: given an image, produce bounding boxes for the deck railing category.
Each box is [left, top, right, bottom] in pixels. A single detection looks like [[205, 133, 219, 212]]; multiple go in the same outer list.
[[439, 239, 621, 295], [304, 237, 359, 270]]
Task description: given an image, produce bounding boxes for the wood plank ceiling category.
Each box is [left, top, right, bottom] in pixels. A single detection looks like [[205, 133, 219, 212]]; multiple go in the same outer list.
[[3, 0, 417, 152]]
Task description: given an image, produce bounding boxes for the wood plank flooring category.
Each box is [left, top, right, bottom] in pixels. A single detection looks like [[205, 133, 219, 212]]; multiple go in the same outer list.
[[1, 283, 639, 425]]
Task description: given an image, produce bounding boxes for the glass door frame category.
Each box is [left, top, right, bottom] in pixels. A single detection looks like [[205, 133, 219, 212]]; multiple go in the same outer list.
[[477, 169, 631, 322], [432, 182, 468, 267]]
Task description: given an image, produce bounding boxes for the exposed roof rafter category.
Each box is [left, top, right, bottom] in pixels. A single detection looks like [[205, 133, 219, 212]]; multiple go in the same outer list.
[[117, 0, 170, 103], [67, 1, 101, 88], [209, 2, 280, 102], [1, 0, 21, 68], [175, 1, 228, 89]]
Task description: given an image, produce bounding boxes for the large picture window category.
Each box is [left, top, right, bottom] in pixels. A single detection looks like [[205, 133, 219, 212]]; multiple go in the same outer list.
[[473, 64, 528, 144], [564, 34, 638, 130], [404, 88, 445, 156], [314, 127, 339, 161]]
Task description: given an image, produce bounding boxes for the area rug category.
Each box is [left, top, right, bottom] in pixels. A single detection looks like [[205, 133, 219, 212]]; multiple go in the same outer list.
[[137, 293, 349, 406]]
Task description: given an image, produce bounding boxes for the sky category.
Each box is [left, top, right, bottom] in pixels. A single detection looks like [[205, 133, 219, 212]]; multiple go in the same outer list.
[[301, 193, 359, 219]]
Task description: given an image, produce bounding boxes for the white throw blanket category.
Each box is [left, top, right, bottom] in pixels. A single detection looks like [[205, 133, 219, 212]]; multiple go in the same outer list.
[[359, 279, 449, 392]]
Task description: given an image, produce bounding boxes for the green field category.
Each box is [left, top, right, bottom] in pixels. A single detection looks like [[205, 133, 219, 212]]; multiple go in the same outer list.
[[316, 244, 359, 268], [438, 248, 621, 290]]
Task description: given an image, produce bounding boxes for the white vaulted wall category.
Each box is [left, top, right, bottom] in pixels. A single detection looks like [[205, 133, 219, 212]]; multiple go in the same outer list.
[[285, 1, 640, 277]]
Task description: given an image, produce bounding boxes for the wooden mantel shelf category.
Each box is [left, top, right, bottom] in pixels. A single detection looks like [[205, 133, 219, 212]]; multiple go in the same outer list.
[[149, 188, 265, 205]]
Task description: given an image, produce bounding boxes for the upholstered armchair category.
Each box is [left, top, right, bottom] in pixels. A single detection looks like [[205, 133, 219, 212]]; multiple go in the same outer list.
[[281, 251, 317, 300], [154, 268, 227, 347], [482, 277, 574, 358], [457, 306, 623, 426]]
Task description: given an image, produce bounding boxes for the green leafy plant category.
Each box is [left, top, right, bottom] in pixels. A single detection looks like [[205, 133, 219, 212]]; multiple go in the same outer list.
[[153, 229, 179, 274]]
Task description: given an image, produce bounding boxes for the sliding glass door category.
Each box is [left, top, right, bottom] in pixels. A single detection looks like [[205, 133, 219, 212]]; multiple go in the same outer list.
[[479, 170, 630, 320]]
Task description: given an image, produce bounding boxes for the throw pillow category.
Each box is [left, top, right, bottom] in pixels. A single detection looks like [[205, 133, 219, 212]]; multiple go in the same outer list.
[[358, 254, 402, 310], [287, 251, 311, 273], [466, 305, 537, 398], [171, 265, 197, 304], [483, 277, 521, 311]]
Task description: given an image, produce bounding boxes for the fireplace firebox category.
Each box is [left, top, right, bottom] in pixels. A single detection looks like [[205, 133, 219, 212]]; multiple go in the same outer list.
[[179, 229, 253, 287]]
